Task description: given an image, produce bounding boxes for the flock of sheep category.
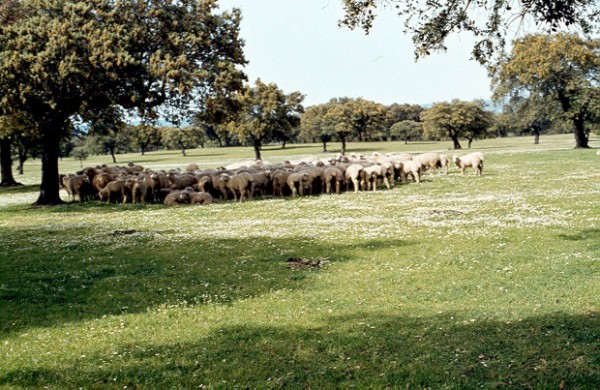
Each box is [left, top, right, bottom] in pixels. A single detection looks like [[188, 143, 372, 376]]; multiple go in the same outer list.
[[59, 151, 485, 205]]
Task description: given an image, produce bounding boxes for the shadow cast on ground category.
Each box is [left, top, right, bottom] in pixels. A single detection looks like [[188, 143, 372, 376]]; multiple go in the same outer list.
[[0, 230, 414, 335], [1, 312, 597, 388]]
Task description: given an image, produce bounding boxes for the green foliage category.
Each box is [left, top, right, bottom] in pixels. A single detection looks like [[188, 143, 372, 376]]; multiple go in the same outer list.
[[0, 0, 246, 204], [340, 0, 600, 65], [227, 79, 304, 159], [390, 120, 423, 143], [160, 126, 206, 156], [125, 124, 162, 155], [422, 99, 494, 149], [492, 33, 600, 148]]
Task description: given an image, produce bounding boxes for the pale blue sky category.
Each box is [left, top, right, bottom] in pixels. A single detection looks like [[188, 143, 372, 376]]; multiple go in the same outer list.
[[218, 0, 493, 107]]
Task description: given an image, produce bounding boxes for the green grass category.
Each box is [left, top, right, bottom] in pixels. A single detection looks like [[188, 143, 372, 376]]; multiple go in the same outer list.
[[0, 134, 599, 388]]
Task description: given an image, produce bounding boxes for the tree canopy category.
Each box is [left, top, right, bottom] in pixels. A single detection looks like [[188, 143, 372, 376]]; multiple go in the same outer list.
[[422, 100, 493, 149], [340, 0, 600, 65], [492, 33, 600, 148], [0, 0, 246, 204], [227, 79, 304, 161]]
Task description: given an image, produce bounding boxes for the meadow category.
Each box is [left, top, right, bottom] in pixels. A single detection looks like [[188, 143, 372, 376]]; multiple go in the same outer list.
[[0, 134, 599, 388]]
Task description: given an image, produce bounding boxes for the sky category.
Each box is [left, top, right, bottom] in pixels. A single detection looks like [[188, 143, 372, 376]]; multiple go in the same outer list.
[[218, 0, 494, 107]]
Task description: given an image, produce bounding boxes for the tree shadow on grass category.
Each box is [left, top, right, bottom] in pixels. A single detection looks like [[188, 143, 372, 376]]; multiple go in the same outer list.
[[1, 312, 597, 388], [0, 230, 414, 335]]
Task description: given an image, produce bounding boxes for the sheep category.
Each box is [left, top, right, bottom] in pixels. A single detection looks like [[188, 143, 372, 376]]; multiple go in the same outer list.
[[189, 191, 214, 205], [128, 177, 148, 204], [164, 189, 192, 205], [362, 165, 391, 191], [60, 174, 94, 202], [226, 172, 253, 202], [271, 170, 292, 197], [323, 167, 344, 195], [249, 170, 271, 198], [399, 160, 422, 184], [344, 164, 364, 193], [286, 172, 309, 197], [414, 153, 447, 175], [453, 152, 484, 176], [98, 180, 129, 204], [168, 173, 197, 190]]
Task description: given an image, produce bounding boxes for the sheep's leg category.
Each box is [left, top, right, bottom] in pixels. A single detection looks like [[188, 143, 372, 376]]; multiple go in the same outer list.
[[383, 177, 390, 190]]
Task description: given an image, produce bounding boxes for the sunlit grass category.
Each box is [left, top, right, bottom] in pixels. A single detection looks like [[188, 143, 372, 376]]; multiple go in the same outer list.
[[0, 134, 599, 388]]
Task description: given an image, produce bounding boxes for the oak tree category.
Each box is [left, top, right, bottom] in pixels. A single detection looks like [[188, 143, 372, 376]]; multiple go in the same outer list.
[[0, 0, 246, 204], [422, 99, 493, 149], [492, 33, 600, 148], [228, 79, 304, 161]]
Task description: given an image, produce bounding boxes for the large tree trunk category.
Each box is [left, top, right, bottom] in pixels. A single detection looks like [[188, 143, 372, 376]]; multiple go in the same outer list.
[[0, 138, 22, 187], [109, 148, 117, 163], [533, 130, 540, 145], [340, 137, 347, 156], [322, 140, 327, 152], [35, 133, 63, 205], [573, 115, 589, 148], [452, 135, 462, 150], [253, 138, 262, 161], [558, 92, 590, 149]]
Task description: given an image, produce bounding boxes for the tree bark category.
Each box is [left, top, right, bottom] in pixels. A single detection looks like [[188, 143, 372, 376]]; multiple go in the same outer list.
[[573, 114, 589, 148], [452, 135, 462, 150], [340, 137, 347, 156], [322, 141, 327, 152], [533, 130, 540, 145], [253, 138, 262, 161], [34, 133, 63, 205], [109, 149, 117, 163], [0, 138, 22, 187], [558, 91, 590, 148]]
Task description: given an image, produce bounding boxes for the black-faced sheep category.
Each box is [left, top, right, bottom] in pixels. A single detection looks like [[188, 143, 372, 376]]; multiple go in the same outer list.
[[453, 152, 484, 176]]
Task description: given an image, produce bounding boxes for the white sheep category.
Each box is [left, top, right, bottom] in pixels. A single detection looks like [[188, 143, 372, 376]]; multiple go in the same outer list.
[[453, 152, 484, 176], [344, 163, 364, 193], [361, 164, 391, 191], [414, 152, 448, 175], [398, 160, 422, 183]]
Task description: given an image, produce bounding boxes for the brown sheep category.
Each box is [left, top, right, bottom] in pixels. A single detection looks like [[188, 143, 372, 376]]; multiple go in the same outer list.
[[250, 170, 271, 198], [189, 191, 214, 205], [60, 174, 94, 203], [98, 180, 128, 204], [287, 172, 309, 197], [163, 189, 192, 205], [226, 172, 253, 202], [271, 170, 292, 197], [323, 167, 344, 195], [168, 173, 197, 190]]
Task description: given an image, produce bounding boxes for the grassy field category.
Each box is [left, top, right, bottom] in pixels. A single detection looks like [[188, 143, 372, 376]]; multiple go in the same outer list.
[[0, 134, 599, 388]]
